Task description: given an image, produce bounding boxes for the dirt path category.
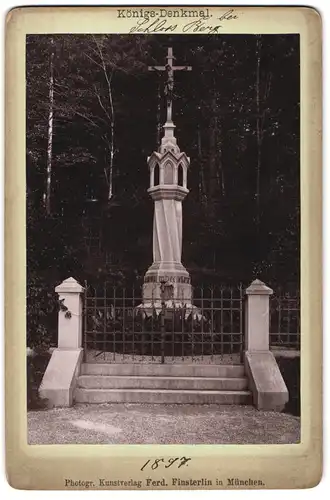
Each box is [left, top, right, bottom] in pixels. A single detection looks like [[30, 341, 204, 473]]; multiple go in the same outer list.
[[28, 404, 300, 445]]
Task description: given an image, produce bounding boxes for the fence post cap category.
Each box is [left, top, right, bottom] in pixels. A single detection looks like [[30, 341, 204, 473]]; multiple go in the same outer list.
[[55, 277, 84, 294], [246, 279, 273, 295]]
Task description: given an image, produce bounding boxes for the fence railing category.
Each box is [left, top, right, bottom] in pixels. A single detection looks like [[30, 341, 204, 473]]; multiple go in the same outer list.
[[26, 282, 301, 358], [270, 292, 300, 350], [83, 283, 245, 363]]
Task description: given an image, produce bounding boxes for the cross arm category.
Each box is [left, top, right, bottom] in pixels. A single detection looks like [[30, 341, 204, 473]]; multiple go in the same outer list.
[[148, 66, 166, 71], [173, 66, 192, 71]]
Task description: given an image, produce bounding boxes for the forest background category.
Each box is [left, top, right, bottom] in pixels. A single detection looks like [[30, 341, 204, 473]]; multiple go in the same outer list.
[[26, 34, 300, 348]]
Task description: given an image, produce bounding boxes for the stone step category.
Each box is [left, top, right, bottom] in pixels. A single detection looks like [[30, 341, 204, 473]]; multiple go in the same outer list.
[[74, 388, 251, 405], [77, 375, 249, 391], [80, 363, 245, 378]]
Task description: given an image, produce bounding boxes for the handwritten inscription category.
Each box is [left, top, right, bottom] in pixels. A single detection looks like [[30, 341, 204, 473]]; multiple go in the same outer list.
[[182, 20, 222, 34], [141, 457, 191, 471], [218, 10, 239, 21], [118, 9, 239, 34]]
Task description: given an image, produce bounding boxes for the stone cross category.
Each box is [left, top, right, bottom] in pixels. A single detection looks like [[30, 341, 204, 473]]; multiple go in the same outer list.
[[148, 47, 192, 123], [139, 47, 199, 318]]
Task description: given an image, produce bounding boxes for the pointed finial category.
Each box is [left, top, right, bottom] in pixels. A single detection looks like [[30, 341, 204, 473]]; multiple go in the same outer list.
[[55, 277, 84, 294], [246, 279, 273, 295]]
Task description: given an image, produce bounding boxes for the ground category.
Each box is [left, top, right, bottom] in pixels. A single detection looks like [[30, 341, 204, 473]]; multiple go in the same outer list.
[[28, 404, 300, 445]]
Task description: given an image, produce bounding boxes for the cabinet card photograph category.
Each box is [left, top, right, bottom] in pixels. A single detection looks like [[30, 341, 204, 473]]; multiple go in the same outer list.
[[5, 5, 322, 491]]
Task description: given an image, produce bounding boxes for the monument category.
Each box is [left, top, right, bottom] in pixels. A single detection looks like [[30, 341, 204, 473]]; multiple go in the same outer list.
[[141, 47, 195, 313]]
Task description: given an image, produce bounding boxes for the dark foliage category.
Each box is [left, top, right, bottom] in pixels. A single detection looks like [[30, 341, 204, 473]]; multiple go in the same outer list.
[[27, 353, 51, 410], [277, 356, 300, 416]]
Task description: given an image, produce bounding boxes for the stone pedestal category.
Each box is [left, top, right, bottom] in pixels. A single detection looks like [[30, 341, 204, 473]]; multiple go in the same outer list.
[[244, 279, 289, 411], [39, 277, 84, 407], [245, 278, 273, 351], [55, 277, 84, 349], [142, 273, 192, 310]]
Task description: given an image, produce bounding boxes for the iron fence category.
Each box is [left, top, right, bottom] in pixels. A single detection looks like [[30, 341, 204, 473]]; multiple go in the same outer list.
[[270, 291, 300, 350], [82, 282, 300, 363], [27, 281, 300, 361], [83, 283, 244, 364]]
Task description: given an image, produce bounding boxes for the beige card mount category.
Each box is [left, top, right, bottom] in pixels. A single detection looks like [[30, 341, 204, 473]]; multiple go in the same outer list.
[[5, 5, 322, 490]]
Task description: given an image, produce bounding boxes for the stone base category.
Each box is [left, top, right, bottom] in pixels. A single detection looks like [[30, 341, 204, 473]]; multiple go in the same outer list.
[[143, 261, 191, 299], [138, 260, 200, 317], [144, 259, 191, 276], [244, 350, 289, 411], [39, 348, 83, 407], [143, 281, 192, 303]]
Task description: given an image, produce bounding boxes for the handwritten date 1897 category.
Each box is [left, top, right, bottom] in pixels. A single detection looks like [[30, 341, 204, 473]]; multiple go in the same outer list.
[[141, 457, 191, 471]]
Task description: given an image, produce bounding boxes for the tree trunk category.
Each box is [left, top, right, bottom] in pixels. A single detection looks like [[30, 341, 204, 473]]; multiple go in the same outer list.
[[197, 126, 206, 202], [208, 96, 217, 202], [215, 116, 225, 197], [256, 35, 262, 226], [107, 74, 115, 200], [156, 81, 161, 148], [45, 37, 55, 215], [93, 36, 115, 200]]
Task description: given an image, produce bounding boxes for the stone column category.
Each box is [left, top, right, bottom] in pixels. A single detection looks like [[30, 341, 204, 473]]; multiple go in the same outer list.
[[245, 279, 273, 351], [142, 137, 192, 310], [55, 277, 84, 349], [39, 277, 84, 407], [244, 279, 289, 411]]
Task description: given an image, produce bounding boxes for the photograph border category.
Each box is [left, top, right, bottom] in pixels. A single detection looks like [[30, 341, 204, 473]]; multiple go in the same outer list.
[[5, 5, 322, 490]]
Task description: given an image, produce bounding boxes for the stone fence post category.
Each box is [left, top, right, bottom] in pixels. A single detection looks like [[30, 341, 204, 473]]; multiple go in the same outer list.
[[55, 277, 84, 349], [39, 277, 85, 407], [245, 279, 273, 351], [244, 279, 288, 411]]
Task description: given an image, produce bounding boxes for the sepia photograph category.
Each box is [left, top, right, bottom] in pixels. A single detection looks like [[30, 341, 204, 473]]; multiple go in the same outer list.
[[4, 4, 324, 490], [26, 31, 301, 446]]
